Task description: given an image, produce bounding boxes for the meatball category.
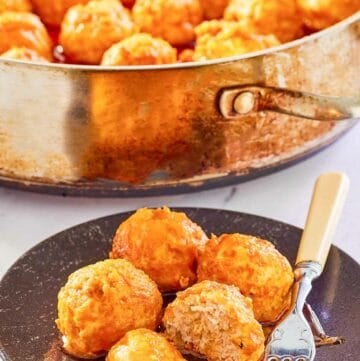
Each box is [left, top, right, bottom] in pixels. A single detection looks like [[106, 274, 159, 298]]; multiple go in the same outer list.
[[199, 0, 230, 20], [0, 46, 48, 61], [0, 12, 52, 60], [178, 48, 195, 62], [224, 0, 304, 43], [132, 0, 203, 46], [30, 0, 88, 27], [0, 0, 32, 13], [163, 280, 265, 361], [110, 207, 208, 292], [298, 0, 360, 30], [101, 33, 177, 66], [59, 0, 136, 64], [56, 259, 163, 359], [197, 233, 294, 322], [106, 329, 186, 361], [193, 20, 280, 60]]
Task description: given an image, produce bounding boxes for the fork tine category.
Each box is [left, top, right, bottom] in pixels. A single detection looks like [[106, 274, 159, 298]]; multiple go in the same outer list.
[[303, 303, 345, 347], [265, 355, 310, 360], [264, 356, 310, 361]]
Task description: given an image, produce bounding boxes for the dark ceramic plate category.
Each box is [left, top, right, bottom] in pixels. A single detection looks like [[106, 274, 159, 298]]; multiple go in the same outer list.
[[0, 208, 359, 361]]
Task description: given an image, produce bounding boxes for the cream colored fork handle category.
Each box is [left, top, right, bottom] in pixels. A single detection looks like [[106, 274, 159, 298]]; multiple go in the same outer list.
[[296, 172, 350, 271]]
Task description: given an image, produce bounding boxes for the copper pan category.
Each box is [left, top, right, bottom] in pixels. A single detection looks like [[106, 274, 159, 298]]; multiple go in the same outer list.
[[0, 12, 359, 197]]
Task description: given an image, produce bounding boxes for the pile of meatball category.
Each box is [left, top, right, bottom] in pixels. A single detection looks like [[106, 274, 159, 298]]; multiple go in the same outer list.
[[0, 0, 359, 66], [56, 207, 295, 361]]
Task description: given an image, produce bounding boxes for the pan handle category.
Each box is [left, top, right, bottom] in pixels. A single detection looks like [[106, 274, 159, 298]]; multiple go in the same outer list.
[[218, 85, 360, 121]]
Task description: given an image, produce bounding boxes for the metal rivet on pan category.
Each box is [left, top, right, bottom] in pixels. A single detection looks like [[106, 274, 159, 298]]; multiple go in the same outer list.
[[233, 91, 255, 114]]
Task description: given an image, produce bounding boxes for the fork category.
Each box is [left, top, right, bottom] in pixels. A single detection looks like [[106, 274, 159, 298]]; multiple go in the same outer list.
[[264, 172, 349, 361]]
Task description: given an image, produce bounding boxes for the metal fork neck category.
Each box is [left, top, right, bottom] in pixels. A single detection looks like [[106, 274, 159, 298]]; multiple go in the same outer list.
[[293, 262, 322, 313], [295, 261, 322, 281], [264, 262, 322, 360]]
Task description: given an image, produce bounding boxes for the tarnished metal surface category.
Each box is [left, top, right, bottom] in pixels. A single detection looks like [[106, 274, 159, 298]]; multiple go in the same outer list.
[[219, 86, 360, 120], [0, 13, 359, 195]]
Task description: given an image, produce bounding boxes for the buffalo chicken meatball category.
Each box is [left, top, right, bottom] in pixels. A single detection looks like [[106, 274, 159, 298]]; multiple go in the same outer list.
[[298, 0, 360, 30], [197, 233, 294, 322], [132, 0, 203, 46], [178, 48, 195, 62], [101, 33, 177, 65], [0, 12, 52, 59], [110, 207, 208, 292], [224, 0, 303, 43], [60, 0, 136, 64], [163, 280, 265, 361], [30, 0, 88, 27], [0, 0, 32, 13], [56, 259, 163, 359], [0, 46, 48, 61], [106, 329, 186, 361], [199, 0, 230, 20], [193, 20, 280, 60]]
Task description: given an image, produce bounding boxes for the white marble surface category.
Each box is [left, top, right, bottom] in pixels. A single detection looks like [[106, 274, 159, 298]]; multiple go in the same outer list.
[[1, 124, 359, 278]]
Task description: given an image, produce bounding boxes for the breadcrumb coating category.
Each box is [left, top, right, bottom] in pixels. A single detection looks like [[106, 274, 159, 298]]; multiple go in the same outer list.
[[56, 259, 163, 358], [110, 207, 208, 292], [0, 0, 32, 13], [163, 280, 265, 361], [297, 0, 360, 30], [194, 20, 280, 60], [133, 0, 203, 46], [0, 11, 52, 59], [101, 33, 177, 65], [224, 0, 304, 42], [0, 46, 48, 61], [60, 0, 136, 64], [106, 329, 186, 361], [197, 233, 294, 322]]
